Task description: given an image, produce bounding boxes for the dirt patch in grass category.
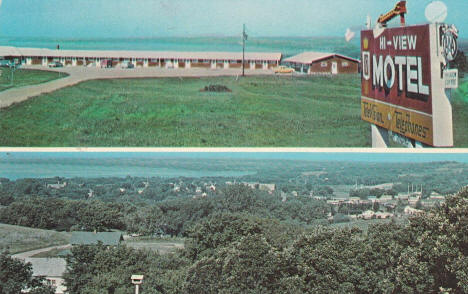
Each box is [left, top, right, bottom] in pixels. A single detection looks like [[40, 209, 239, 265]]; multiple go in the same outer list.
[[200, 84, 232, 92]]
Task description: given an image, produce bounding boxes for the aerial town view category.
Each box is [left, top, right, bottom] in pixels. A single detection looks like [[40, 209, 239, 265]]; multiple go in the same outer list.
[[0, 0, 467, 293], [0, 151, 467, 293]]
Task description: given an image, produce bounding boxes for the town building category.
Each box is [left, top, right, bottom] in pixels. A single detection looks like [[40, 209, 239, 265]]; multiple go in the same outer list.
[[24, 258, 67, 294], [404, 206, 424, 216], [283, 52, 359, 75], [0, 46, 281, 70], [374, 211, 394, 219]]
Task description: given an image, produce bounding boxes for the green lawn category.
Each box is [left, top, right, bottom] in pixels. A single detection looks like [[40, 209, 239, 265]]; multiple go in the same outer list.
[[124, 237, 185, 254], [453, 77, 468, 147], [0, 223, 70, 254], [0, 74, 466, 147], [0, 67, 65, 92], [0, 74, 372, 146]]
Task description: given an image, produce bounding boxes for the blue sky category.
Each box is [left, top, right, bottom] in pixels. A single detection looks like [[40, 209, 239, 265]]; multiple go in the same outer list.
[[0, 0, 466, 38]]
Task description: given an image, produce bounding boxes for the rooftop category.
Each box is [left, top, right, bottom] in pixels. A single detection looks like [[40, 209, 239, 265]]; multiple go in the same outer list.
[[283, 52, 359, 64], [71, 231, 123, 246], [24, 258, 66, 277], [0, 46, 282, 61]]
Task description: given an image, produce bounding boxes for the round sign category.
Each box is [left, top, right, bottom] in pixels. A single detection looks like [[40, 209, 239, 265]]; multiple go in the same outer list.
[[442, 31, 458, 61], [425, 1, 448, 23]]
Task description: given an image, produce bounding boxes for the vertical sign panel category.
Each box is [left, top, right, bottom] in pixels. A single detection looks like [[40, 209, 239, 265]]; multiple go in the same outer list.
[[361, 24, 436, 145]]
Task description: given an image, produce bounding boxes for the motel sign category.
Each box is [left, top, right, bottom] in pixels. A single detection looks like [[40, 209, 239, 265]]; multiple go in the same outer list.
[[361, 23, 457, 147]]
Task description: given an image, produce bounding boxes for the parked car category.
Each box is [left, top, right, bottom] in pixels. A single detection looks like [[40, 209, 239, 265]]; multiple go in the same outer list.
[[48, 61, 63, 68], [0, 60, 12, 67], [273, 65, 294, 74], [120, 61, 134, 69]]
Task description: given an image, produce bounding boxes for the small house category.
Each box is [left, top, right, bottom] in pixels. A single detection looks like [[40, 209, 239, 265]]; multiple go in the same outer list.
[[283, 52, 359, 75], [25, 258, 67, 294]]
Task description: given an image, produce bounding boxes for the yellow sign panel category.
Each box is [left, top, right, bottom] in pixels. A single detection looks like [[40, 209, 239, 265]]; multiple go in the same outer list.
[[361, 97, 433, 145]]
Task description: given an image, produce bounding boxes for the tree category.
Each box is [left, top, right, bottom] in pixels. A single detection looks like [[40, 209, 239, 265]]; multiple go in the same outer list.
[[184, 234, 286, 294], [449, 50, 467, 77], [0, 252, 55, 294], [64, 244, 188, 294], [392, 187, 468, 293]]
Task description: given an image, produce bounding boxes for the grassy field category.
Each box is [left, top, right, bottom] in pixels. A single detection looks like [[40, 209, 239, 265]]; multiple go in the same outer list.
[[0, 223, 70, 254], [124, 237, 185, 254], [0, 74, 466, 147], [0, 67, 65, 92], [453, 77, 468, 146], [0, 74, 371, 147]]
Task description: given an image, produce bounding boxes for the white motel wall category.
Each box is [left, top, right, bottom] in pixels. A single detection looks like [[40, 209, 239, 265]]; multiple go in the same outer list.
[[0, 46, 281, 70]]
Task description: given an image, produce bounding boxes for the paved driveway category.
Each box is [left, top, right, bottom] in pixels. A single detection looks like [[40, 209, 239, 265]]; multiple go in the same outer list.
[[0, 65, 273, 109], [12, 244, 71, 260]]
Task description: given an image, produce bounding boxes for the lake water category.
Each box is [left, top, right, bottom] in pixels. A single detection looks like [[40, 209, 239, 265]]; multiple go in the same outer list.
[[0, 157, 256, 180], [0, 162, 255, 180], [0, 36, 361, 59], [2, 151, 468, 180]]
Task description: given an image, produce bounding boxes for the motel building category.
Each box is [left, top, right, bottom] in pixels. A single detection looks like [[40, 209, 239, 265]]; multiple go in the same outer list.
[[0, 46, 281, 70], [283, 52, 359, 75]]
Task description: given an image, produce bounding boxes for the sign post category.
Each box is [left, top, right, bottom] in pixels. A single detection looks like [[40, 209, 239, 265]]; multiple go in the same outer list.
[[361, 23, 458, 147]]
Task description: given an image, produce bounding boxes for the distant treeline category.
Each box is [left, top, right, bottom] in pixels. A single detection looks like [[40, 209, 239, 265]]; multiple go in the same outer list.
[[0, 185, 329, 235]]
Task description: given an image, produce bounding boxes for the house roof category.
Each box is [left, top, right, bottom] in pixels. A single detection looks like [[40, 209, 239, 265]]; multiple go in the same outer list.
[[283, 52, 359, 64], [71, 231, 123, 246], [0, 46, 282, 61], [24, 258, 66, 277]]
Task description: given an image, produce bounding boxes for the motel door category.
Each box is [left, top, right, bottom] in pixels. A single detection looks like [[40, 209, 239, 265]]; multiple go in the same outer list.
[[331, 62, 338, 74]]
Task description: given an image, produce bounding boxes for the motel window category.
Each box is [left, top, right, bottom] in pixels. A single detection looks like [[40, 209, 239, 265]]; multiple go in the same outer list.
[[342, 61, 349, 67], [229, 60, 237, 64], [321, 62, 328, 67]]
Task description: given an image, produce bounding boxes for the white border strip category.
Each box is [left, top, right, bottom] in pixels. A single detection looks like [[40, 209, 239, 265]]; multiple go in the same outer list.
[[361, 96, 433, 118]]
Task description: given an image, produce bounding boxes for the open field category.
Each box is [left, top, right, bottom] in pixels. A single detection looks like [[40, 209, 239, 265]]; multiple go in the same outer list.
[[124, 237, 185, 254], [0, 68, 65, 92], [0, 73, 466, 147], [0, 74, 370, 146], [0, 223, 70, 254], [453, 77, 468, 146]]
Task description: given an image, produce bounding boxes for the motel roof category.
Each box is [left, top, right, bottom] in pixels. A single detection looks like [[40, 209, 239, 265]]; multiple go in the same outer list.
[[283, 52, 359, 64], [0, 46, 282, 61]]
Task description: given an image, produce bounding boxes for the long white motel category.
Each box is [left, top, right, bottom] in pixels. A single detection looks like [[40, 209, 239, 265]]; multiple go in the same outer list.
[[0, 46, 282, 70]]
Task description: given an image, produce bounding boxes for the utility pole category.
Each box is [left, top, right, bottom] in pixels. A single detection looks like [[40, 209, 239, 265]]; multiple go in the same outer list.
[[242, 24, 248, 77]]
